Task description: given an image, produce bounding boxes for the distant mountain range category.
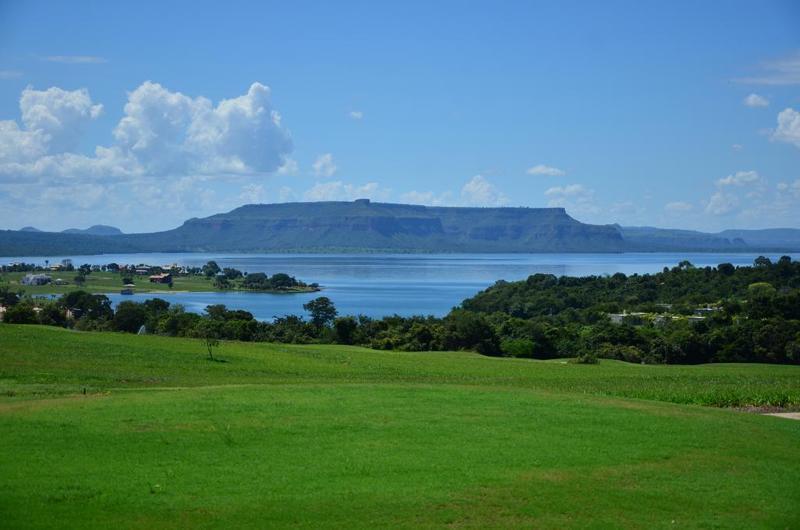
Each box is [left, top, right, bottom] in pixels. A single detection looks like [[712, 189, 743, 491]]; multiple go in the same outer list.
[[20, 225, 124, 236], [1, 200, 799, 256]]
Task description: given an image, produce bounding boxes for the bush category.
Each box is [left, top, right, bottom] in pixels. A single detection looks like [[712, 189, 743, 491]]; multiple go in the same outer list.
[[501, 338, 537, 358], [572, 350, 599, 364]]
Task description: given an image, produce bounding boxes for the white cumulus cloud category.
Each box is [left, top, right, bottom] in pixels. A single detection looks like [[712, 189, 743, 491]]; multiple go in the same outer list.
[[303, 180, 390, 202], [0, 86, 104, 162], [400, 190, 454, 206], [717, 170, 761, 187], [0, 81, 293, 181], [544, 184, 598, 215], [773, 108, 800, 148], [312, 153, 337, 177], [705, 192, 739, 215], [460, 175, 508, 206], [743, 93, 769, 107]]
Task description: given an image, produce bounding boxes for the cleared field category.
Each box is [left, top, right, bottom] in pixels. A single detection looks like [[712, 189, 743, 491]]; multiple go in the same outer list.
[[1, 325, 799, 528]]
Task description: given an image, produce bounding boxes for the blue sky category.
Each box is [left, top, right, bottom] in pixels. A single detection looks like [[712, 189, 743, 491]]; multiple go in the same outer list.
[[0, 0, 798, 233]]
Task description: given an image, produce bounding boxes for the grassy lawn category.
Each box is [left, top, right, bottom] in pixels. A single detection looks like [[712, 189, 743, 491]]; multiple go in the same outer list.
[[0, 271, 317, 295], [1, 324, 799, 528]]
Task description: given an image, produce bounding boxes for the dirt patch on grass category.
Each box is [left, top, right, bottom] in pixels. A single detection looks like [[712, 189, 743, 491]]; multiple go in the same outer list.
[[764, 412, 800, 420]]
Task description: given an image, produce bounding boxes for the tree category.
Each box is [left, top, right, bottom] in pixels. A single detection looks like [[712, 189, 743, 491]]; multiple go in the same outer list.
[[113, 301, 147, 333], [270, 273, 296, 289], [60, 291, 113, 321], [195, 319, 222, 361], [74, 274, 86, 287], [4, 303, 37, 324], [0, 286, 20, 307], [213, 276, 231, 289], [222, 267, 243, 280], [442, 309, 501, 356], [333, 316, 358, 344], [203, 261, 221, 278], [303, 297, 338, 328], [754, 256, 772, 268]]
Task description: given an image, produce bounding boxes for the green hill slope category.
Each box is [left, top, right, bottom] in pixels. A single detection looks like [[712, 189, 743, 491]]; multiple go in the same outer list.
[[1, 325, 799, 528]]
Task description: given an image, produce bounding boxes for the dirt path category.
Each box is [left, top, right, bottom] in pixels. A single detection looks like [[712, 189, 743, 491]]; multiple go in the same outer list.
[[764, 412, 800, 420]]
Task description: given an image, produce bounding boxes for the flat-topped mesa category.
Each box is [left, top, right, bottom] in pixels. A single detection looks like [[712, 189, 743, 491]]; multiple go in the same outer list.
[[154, 200, 624, 252], [4, 200, 800, 256]]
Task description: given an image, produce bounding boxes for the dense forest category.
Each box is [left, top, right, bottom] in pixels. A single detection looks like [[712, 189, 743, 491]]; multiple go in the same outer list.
[[2, 257, 799, 364]]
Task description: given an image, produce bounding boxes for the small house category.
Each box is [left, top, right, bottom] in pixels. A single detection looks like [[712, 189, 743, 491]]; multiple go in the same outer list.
[[608, 311, 647, 325], [20, 273, 52, 286], [149, 273, 172, 284], [693, 306, 719, 317]]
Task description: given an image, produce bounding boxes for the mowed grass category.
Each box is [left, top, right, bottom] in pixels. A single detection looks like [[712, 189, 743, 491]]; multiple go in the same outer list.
[[1, 271, 219, 295], [1, 325, 800, 528]]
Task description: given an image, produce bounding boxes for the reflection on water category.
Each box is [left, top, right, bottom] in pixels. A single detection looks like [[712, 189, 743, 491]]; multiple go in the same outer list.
[[8, 252, 796, 319]]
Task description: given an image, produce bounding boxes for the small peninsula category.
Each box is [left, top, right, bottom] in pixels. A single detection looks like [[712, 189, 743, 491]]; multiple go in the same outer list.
[[1, 260, 320, 296]]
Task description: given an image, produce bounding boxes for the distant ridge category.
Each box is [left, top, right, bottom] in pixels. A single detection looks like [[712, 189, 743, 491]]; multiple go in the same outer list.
[[619, 226, 800, 252], [62, 225, 124, 236], [1, 200, 799, 256]]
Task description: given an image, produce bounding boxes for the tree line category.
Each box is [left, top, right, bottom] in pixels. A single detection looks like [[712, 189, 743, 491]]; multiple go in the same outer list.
[[2, 257, 799, 364]]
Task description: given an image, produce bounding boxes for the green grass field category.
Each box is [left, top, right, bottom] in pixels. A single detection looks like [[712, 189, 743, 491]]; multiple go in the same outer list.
[[1, 324, 799, 528], [0, 271, 316, 295]]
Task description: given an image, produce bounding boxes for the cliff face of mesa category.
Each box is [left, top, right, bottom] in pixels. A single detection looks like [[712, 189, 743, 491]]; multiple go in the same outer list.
[[120, 201, 626, 252]]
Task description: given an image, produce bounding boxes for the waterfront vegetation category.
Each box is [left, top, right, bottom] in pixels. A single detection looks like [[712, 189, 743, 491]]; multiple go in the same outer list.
[[3, 257, 800, 367], [1, 324, 799, 528]]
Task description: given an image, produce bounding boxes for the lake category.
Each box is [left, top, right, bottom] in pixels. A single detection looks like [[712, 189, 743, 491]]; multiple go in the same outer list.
[[6, 252, 797, 319]]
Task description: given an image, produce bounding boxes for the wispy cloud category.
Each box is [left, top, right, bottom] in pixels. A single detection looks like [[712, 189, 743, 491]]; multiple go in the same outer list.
[[0, 70, 23, 79], [42, 55, 108, 64], [735, 51, 800, 85], [664, 201, 694, 213], [527, 164, 565, 177], [349, 110, 363, 120]]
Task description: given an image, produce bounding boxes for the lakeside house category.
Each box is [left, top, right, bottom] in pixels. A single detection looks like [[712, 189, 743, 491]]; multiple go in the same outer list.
[[694, 306, 720, 316], [608, 311, 647, 325], [149, 273, 172, 284], [609, 307, 711, 326], [20, 273, 52, 286]]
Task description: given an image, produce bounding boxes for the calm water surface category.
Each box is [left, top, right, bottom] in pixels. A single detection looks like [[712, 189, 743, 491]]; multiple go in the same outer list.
[[7, 252, 797, 319]]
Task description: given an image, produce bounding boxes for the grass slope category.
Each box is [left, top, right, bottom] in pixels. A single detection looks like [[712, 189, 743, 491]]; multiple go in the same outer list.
[[1, 325, 799, 528]]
